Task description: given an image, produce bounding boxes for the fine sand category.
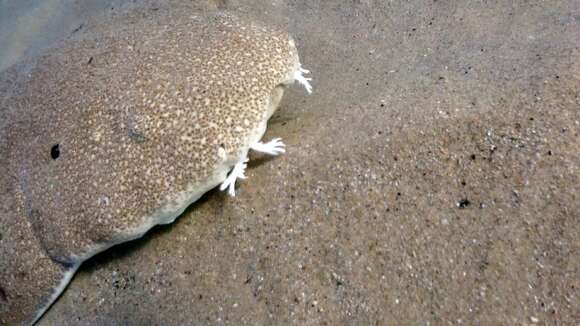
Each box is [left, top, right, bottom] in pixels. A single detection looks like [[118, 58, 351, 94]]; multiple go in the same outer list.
[[1, 1, 578, 325]]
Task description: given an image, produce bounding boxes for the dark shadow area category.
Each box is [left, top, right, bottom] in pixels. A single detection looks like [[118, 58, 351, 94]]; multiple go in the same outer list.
[[247, 153, 277, 169], [267, 113, 296, 127]]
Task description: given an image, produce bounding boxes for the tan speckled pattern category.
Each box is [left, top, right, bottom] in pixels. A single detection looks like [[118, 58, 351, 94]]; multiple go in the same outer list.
[[0, 164, 77, 326], [5, 13, 300, 265], [1, 69, 78, 325]]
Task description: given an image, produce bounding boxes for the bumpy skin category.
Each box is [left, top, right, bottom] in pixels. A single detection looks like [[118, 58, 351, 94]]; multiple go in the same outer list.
[[0, 151, 77, 326], [6, 13, 299, 264], [1, 12, 302, 324]]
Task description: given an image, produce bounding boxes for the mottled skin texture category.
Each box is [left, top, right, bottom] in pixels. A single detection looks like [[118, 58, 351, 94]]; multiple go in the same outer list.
[[1, 70, 76, 326], [0, 166, 75, 326], [7, 14, 298, 263], [1, 12, 303, 325]]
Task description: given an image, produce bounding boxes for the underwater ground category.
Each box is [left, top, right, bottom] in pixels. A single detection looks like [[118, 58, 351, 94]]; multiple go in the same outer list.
[[1, 0, 578, 325]]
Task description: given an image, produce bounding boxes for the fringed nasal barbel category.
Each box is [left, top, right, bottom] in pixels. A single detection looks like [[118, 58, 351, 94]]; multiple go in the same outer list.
[[251, 138, 286, 155], [220, 157, 249, 197], [295, 67, 313, 94]]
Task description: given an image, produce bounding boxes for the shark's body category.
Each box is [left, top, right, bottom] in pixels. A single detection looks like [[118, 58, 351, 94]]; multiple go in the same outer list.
[[0, 11, 310, 325]]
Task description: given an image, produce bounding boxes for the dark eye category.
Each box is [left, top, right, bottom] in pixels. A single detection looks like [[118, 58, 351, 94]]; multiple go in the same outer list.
[[50, 144, 60, 159]]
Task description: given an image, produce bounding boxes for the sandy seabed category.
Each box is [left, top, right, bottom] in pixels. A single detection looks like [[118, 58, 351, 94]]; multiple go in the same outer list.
[[1, 0, 578, 325]]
